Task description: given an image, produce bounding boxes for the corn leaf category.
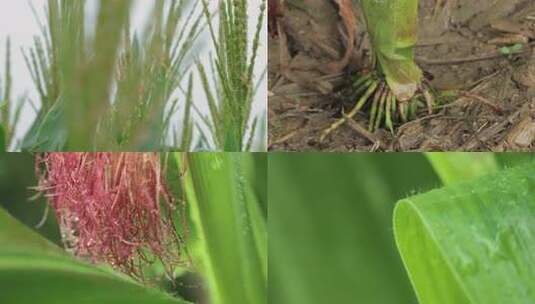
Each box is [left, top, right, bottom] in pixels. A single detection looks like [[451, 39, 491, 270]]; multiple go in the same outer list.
[[175, 153, 266, 304], [0, 126, 5, 151], [0, 125, 6, 153], [268, 153, 440, 303], [495, 153, 535, 168], [21, 97, 66, 151], [0, 206, 189, 304], [426, 152, 499, 185], [394, 163, 535, 303]]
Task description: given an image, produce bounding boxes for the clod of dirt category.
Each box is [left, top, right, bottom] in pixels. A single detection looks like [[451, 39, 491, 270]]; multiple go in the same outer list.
[[506, 114, 535, 147], [282, 0, 342, 63], [469, 1, 520, 31], [513, 57, 535, 88], [397, 123, 426, 150], [491, 19, 535, 40]]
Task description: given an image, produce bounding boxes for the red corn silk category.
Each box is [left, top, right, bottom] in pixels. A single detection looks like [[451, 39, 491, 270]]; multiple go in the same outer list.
[[36, 153, 187, 280]]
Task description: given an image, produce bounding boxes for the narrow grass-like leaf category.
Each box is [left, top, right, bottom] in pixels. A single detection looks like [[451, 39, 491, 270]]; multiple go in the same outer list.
[[394, 163, 535, 303], [0, 206, 189, 304]]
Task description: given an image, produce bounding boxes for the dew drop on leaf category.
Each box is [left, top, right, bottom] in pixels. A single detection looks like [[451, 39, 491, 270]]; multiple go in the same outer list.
[[454, 248, 479, 277]]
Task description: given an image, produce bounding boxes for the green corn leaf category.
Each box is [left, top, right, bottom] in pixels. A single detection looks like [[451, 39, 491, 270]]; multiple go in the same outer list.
[[361, 0, 422, 100], [175, 153, 267, 304], [0, 206, 189, 304], [269, 153, 441, 304], [0, 125, 5, 151], [426, 152, 499, 185], [20, 97, 66, 151], [394, 163, 535, 303], [495, 153, 535, 168]]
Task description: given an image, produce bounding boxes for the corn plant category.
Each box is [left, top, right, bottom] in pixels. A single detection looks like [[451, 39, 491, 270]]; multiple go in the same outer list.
[[102, 1, 204, 151], [198, 0, 267, 151], [0, 152, 266, 303], [17, 0, 205, 151], [4, 0, 267, 152], [270, 153, 535, 303], [321, 0, 434, 140]]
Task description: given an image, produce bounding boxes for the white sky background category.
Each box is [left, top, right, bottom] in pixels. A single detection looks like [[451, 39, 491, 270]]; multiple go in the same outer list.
[[0, 0, 267, 151]]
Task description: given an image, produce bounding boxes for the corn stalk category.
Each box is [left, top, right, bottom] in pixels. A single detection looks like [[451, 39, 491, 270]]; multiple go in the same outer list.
[[361, 0, 422, 101], [322, 0, 433, 140]]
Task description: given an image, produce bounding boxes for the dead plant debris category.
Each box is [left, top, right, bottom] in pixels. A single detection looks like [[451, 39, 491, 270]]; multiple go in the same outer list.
[[269, 0, 535, 151]]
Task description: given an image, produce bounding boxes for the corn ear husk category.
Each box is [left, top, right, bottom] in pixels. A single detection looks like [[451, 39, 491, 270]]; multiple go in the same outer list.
[[361, 0, 422, 101]]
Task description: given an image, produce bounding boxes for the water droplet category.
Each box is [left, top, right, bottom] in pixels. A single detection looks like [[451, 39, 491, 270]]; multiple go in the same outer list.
[[455, 249, 479, 276], [495, 224, 516, 259], [210, 156, 223, 170]]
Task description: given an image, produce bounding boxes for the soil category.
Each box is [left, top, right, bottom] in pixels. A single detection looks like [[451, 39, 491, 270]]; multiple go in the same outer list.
[[268, 0, 535, 151]]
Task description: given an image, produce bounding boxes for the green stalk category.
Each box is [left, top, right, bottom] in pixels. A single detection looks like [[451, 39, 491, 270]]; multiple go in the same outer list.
[[175, 153, 266, 304], [361, 0, 422, 101]]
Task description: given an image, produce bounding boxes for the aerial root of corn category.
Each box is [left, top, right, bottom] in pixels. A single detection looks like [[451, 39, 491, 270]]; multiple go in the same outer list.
[[320, 73, 435, 143]]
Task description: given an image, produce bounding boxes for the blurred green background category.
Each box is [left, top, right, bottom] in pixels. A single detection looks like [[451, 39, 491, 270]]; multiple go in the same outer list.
[[0, 153, 60, 244], [268, 153, 534, 304]]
